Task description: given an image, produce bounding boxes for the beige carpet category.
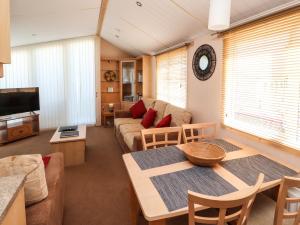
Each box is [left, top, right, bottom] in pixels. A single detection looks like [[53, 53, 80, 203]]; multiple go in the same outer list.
[[0, 126, 188, 225]]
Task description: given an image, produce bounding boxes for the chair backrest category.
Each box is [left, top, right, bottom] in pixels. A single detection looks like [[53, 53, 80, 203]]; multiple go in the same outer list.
[[274, 176, 300, 225], [188, 174, 264, 225], [141, 127, 182, 150], [182, 123, 217, 143]]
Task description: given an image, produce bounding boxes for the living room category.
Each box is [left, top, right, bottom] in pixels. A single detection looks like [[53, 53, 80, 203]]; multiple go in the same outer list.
[[1, 0, 300, 225]]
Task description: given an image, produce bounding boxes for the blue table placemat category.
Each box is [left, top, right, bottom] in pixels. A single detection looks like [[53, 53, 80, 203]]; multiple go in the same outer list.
[[131, 146, 186, 170], [203, 139, 241, 152], [221, 155, 298, 185], [150, 167, 238, 211]]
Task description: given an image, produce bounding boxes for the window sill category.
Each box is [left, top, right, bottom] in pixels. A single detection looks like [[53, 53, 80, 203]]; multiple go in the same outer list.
[[221, 123, 300, 157]]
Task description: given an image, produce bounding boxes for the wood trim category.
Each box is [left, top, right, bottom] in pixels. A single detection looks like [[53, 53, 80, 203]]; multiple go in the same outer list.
[[96, 0, 109, 35], [1, 187, 26, 225], [221, 123, 300, 157], [0, 63, 3, 77]]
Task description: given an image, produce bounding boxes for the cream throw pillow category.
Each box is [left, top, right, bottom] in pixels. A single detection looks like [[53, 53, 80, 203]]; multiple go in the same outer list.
[[0, 154, 48, 206]]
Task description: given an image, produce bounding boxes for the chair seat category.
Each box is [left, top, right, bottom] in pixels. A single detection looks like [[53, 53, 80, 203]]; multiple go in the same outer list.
[[248, 194, 296, 225]]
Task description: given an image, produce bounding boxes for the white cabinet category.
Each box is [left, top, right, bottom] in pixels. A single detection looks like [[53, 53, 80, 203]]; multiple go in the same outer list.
[[0, 0, 11, 77]]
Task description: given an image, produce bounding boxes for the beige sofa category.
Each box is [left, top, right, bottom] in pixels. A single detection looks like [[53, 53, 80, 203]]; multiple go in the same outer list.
[[114, 98, 192, 152]]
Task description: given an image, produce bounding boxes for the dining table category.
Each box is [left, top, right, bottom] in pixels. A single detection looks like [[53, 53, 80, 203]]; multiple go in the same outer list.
[[122, 138, 300, 225]]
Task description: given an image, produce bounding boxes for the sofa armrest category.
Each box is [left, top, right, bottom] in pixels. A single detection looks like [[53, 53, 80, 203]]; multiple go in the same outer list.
[[114, 110, 131, 118]]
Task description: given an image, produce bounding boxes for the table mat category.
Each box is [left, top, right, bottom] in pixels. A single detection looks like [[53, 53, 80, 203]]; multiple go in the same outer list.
[[131, 146, 186, 170], [203, 139, 241, 152], [150, 167, 238, 211], [221, 155, 298, 185]]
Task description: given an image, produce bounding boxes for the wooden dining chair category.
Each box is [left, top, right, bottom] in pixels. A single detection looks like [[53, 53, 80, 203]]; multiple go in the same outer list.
[[141, 127, 182, 150], [188, 173, 264, 225], [182, 122, 217, 144], [248, 176, 300, 225]]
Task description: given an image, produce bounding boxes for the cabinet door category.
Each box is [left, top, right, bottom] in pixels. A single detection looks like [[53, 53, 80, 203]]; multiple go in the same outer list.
[[0, 0, 11, 77]]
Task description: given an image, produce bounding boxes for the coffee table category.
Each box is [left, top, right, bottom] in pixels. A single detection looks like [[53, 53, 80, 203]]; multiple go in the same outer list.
[[50, 125, 86, 167]]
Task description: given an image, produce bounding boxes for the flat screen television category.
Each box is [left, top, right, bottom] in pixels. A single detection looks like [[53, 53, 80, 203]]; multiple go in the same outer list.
[[0, 87, 40, 116]]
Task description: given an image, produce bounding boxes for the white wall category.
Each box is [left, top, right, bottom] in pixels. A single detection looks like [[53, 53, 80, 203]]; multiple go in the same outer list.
[[185, 34, 300, 169]]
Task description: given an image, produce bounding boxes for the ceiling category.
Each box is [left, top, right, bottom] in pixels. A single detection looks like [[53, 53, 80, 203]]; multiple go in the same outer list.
[[101, 0, 295, 56], [11, 0, 102, 47]]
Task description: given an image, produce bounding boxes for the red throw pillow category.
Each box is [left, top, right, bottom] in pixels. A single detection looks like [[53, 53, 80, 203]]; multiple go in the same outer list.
[[156, 114, 172, 128], [42, 156, 51, 168], [141, 108, 157, 128], [130, 100, 147, 119]]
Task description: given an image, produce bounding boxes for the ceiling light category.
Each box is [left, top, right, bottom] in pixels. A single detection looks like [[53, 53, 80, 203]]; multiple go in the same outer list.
[[136, 1, 142, 7], [208, 0, 231, 31]]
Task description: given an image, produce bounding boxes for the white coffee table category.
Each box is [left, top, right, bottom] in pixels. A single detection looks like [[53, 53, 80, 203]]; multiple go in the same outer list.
[[50, 125, 86, 167]]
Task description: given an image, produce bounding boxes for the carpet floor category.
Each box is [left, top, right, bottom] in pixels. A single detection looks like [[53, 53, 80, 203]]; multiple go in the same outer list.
[[0, 126, 187, 225]]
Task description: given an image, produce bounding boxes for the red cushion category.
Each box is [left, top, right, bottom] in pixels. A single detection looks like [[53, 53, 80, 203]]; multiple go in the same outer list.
[[130, 100, 147, 119], [42, 156, 51, 168], [156, 114, 172, 128], [141, 108, 157, 128]]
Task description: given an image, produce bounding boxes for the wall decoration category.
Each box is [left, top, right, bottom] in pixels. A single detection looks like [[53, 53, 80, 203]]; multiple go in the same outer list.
[[107, 87, 114, 93], [104, 70, 117, 82], [192, 44, 216, 81]]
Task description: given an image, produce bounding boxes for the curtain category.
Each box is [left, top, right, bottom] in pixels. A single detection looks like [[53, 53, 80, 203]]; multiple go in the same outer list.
[[222, 8, 300, 150], [156, 47, 187, 108], [0, 36, 97, 129]]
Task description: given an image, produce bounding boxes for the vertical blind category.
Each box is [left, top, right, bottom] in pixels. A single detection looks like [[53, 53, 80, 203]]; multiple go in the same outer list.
[[222, 7, 300, 150], [0, 36, 97, 129], [156, 47, 187, 108]]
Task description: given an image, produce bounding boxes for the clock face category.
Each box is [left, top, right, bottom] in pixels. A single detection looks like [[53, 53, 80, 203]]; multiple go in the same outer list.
[[192, 44, 216, 81]]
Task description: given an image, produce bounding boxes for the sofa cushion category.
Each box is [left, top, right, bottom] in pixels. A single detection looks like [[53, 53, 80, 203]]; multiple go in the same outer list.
[[0, 154, 48, 206], [141, 108, 157, 128], [130, 100, 147, 118], [124, 132, 141, 151], [142, 97, 156, 109], [153, 100, 168, 126], [114, 118, 142, 130], [156, 114, 172, 128], [164, 104, 192, 126], [120, 123, 144, 135]]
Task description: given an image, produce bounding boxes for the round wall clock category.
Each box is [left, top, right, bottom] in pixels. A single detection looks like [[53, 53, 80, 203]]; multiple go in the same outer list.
[[192, 44, 216, 81]]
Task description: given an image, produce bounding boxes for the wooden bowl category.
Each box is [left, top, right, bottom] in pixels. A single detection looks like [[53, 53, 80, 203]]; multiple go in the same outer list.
[[182, 142, 226, 166]]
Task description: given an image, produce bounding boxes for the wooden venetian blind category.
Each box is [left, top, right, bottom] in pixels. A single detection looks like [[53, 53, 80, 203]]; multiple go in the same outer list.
[[222, 7, 300, 151], [156, 47, 187, 108]]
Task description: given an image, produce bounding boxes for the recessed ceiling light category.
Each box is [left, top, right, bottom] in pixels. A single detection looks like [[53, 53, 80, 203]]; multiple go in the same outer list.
[[136, 1, 142, 7]]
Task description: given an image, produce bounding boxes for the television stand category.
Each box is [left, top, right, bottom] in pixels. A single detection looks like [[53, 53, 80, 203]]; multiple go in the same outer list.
[[0, 113, 39, 144]]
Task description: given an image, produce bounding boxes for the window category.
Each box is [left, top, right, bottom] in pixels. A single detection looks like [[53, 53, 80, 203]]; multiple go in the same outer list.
[[1, 36, 98, 129], [156, 47, 187, 108], [222, 8, 300, 150]]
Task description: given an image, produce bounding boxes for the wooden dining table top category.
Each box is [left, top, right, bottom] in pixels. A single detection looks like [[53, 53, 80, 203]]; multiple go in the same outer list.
[[122, 138, 300, 222]]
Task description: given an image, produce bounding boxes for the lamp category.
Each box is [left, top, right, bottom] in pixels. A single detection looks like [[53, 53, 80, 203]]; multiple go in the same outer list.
[[208, 0, 231, 31], [108, 103, 114, 112]]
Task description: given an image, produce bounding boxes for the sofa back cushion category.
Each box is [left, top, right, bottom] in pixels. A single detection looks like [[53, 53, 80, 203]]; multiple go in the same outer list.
[[153, 100, 168, 126], [0, 154, 48, 206], [142, 97, 156, 109], [164, 104, 192, 126]]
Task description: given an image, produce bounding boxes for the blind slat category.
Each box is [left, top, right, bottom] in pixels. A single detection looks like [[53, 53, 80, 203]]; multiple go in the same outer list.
[[222, 8, 300, 151], [156, 47, 187, 108]]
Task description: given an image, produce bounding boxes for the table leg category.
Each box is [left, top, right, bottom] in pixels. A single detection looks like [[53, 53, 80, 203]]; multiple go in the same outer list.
[[130, 183, 140, 225], [149, 219, 167, 225]]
